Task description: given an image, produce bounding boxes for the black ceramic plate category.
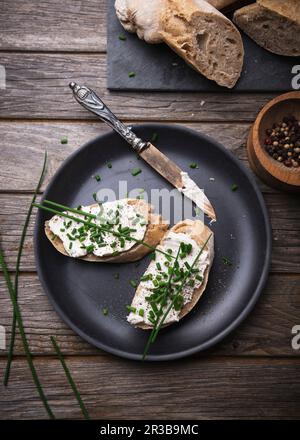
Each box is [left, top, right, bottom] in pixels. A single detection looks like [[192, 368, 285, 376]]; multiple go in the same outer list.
[[35, 125, 271, 361]]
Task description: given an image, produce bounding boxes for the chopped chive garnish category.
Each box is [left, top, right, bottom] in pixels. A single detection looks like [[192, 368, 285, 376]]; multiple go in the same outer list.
[[222, 256, 232, 266], [102, 307, 109, 316], [156, 262, 161, 271], [151, 133, 158, 143], [94, 174, 101, 182], [119, 34, 127, 41], [107, 162, 112, 169], [139, 309, 144, 317], [60, 138, 68, 144], [126, 305, 136, 313], [92, 192, 97, 201], [189, 162, 199, 169], [130, 280, 138, 288], [85, 245, 94, 253], [128, 72, 136, 78], [131, 167, 142, 177], [140, 274, 152, 282], [231, 184, 238, 192]]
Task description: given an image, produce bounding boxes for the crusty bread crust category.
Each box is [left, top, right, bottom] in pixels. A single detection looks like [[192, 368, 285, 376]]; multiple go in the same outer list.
[[258, 0, 300, 24], [115, 0, 244, 88], [206, 0, 237, 10], [234, 2, 300, 56], [159, 0, 244, 88], [133, 219, 214, 329], [45, 199, 169, 263]]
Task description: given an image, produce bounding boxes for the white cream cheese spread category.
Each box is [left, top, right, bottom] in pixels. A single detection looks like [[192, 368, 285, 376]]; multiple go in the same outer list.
[[127, 230, 210, 326], [179, 172, 206, 212], [48, 199, 147, 258]]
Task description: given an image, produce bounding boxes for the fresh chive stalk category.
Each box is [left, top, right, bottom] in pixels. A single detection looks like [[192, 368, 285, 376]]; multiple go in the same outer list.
[[50, 336, 90, 420], [0, 245, 55, 419], [4, 152, 48, 386]]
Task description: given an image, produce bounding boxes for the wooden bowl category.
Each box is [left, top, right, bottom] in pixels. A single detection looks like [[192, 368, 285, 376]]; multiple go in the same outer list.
[[247, 91, 300, 192]]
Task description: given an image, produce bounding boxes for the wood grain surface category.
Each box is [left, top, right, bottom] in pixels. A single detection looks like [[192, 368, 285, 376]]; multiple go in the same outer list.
[[0, 0, 299, 420]]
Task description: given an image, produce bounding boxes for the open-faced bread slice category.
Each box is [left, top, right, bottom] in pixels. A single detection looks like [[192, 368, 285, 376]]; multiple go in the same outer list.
[[127, 219, 214, 329], [45, 198, 169, 263]]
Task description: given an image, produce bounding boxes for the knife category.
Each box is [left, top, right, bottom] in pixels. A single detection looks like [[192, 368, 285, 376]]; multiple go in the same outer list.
[[69, 82, 216, 221]]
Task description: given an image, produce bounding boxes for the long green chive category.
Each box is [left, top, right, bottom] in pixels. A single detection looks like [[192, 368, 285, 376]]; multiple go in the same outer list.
[[143, 247, 181, 360], [4, 152, 48, 387], [152, 234, 212, 343], [50, 336, 89, 419], [0, 246, 55, 418], [143, 235, 212, 359], [33, 202, 174, 260]]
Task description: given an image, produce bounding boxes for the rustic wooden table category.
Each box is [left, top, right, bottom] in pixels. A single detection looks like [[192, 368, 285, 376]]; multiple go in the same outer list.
[[0, 0, 300, 420]]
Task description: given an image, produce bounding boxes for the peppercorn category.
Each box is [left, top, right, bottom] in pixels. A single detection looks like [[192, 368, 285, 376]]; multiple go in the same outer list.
[[263, 115, 300, 168]]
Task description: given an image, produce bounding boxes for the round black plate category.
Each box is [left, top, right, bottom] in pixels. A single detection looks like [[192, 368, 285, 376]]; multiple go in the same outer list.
[[34, 124, 271, 361]]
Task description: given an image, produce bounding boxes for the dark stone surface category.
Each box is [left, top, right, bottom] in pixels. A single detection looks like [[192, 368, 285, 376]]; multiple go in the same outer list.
[[107, 2, 299, 92]]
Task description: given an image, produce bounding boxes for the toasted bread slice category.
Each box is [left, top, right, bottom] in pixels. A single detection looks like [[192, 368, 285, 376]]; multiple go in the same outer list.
[[45, 199, 169, 263], [127, 219, 214, 329]]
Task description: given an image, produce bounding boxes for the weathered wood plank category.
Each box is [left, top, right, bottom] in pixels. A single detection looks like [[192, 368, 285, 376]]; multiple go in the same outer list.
[[0, 0, 106, 52], [0, 121, 251, 192], [0, 357, 299, 419], [0, 120, 280, 194], [0, 53, 275, 121], [0, 192, 299, 272], [0, 273, 299, 357]]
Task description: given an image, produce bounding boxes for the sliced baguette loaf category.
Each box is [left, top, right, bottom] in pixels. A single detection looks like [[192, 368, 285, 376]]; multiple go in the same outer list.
[[115, 0, 244, 88], [160, 0, 244, 88], [127, 219, 214, 329], [45, 199, 169, 263], [234, 0, 300, 56], [206, 0, 237, 9]]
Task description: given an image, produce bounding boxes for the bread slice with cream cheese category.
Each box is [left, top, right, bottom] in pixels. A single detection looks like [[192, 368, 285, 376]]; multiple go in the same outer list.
[[45, 198, 169, 263], [127, 219, 214, 328]]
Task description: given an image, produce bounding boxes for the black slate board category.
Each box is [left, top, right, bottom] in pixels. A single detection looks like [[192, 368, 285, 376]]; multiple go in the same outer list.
[[107, 1, 299, 92]]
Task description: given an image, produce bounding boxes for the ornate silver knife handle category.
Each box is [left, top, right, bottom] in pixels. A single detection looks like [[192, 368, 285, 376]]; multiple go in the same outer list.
[[69, 82, 148, 154]]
